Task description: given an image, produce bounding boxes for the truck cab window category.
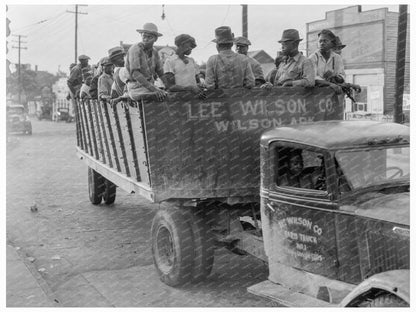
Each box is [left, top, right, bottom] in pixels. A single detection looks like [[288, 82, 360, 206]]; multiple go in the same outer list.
[[276, 147, 326, 191]]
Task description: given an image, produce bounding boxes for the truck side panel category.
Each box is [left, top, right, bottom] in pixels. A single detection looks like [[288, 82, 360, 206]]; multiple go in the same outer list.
[[143, 88, 343, 202], [75, 88, 343, 203]]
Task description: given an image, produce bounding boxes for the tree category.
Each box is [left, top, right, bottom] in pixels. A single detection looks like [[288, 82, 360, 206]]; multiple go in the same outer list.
[[6, 67, 59, 104]]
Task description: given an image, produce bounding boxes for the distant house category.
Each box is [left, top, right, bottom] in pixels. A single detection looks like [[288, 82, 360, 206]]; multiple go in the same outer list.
[[247, 50, 275, 77], [51, 77, 73, 118]]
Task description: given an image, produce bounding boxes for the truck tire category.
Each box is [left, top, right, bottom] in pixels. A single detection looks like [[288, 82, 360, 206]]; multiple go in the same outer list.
[[103, 180, 116, 205], [88, 167, 104, 205], [151, 204, 194, 286], [369, 294, 408, 307], [189, 208, 215, 282]]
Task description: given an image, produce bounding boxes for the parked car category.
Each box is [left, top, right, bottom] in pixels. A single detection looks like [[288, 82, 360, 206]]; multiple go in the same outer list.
[[6, 104, 32, 135], [56, 107, 73, 122]]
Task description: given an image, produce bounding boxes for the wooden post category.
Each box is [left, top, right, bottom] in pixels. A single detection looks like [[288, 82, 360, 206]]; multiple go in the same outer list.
[[393, 5, 407, 124]]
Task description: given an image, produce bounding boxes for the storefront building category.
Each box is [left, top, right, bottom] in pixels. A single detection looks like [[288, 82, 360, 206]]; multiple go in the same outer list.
[[306, 6, 410, 119]]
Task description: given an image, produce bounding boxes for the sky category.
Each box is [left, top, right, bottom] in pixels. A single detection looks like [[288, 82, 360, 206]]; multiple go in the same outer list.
[[5, 1, 404, 75]]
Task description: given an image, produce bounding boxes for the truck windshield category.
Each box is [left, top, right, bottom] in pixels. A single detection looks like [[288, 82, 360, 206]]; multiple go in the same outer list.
[[335, 146, 410, 190]]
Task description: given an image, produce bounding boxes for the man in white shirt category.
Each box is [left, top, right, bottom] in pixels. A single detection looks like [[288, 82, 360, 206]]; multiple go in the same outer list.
[[162, 34, 205, 98]]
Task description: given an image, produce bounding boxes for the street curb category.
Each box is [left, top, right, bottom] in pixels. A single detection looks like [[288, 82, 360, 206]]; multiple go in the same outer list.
[[7, 244, 61, 307]]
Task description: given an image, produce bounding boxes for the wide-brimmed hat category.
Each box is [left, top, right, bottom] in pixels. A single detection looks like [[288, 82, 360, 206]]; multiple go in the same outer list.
[[211, 26, 234, 44], [334, 36, 346, 49], [234, 36, 251, 46], [278, 29, 303, 43], [108, 46, 125, 60], [78, 54, 90, 61], [174, 34, 197, 48], [136, 22, 163, 37]]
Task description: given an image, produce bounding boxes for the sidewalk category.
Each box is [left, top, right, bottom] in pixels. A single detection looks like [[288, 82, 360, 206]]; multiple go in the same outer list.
[[6, 245, 59, 307]]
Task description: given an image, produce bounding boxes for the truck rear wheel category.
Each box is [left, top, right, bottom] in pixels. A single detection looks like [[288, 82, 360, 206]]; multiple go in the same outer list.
[[103, 180, 116, 205], [369, 294, 408, 307], [189, 208, 215, 282], [88, 167, 105, 205], [151, 204, 194, 286]]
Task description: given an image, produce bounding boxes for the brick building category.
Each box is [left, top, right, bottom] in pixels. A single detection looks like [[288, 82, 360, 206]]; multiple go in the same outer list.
[[306, 6, 410, 117]]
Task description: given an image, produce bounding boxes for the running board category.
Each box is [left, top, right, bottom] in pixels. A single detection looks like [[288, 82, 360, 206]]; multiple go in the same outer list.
[[248, 280, 336, 307]]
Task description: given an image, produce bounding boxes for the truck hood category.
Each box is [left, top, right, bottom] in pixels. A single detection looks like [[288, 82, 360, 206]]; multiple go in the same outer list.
[[339, 191, 409, 226]]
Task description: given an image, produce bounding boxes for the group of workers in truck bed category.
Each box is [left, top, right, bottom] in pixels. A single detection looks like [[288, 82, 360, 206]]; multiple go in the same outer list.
[[67, 23, 348, 103]]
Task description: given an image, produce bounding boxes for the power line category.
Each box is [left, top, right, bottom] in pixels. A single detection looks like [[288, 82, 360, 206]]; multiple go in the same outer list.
[[221, 5, 231, 26], [12, 11, 67, 33]]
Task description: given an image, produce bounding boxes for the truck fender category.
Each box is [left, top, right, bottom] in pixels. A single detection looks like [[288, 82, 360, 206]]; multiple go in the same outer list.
[[340, 269, 410, 306]]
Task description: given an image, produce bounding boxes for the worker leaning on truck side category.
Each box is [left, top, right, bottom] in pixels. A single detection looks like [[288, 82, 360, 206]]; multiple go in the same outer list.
[[261, 29, 315, 89], [80, 68, 93, 100], [162, 34, 205, 99], [205, 26, 255, 90], [309, 29, 345, 93], [67, 54, 91, 99], [108, 46, 128, 99], [98, 57, 114, 101], [125, 22, 168, 102], [234, 36, 266, 86]]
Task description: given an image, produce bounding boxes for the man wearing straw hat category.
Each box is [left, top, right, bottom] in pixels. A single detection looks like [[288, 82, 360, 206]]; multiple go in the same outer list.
[[125, 22, 168, 101], [205, 26, 254, 90], [262, 29, 314, 88]]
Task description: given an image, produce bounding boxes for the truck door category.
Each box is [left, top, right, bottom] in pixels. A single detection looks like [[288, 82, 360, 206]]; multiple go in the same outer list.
[[261, 143, 339, 282]]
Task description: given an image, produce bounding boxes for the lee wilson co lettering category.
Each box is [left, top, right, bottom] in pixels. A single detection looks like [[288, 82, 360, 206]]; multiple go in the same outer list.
[[279, 216, 325, 262], [185, 96, 336, 133]]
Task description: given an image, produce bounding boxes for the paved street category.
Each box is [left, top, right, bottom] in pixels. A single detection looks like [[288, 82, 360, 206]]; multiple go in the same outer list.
[[6, 119, 273, 307]]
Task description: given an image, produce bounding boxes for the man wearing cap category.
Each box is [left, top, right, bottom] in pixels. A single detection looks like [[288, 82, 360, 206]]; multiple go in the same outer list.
[[80, 68, 93, 100], [234, 36, 265, 86], [205, 26, 255, 90], [125, 22, 167, 101], [261, 29, 314, 89], [88, 58, 106, 100], [67, 54, 91, 99], [98, 57, 114, 101], [162, 34, 205, 97], [309, 29, 345, 91], [107, 46, 128, 99]]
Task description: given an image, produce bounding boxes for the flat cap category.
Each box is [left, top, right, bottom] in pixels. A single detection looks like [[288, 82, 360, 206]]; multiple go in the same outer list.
[[78, 54, 90, 61], [234, 36, 251, 46], [100, 57, 112, 66], [174, 34, 197, 48]]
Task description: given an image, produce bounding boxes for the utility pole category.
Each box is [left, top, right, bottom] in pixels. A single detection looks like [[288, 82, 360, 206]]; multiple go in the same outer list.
[[12, 34, 27, 104], [67, 5, 88, 63], [242, 4, 248, 38], [393, 5, 408, 124]]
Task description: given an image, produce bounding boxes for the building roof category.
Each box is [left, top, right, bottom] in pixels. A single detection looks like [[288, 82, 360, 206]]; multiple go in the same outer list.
[[261, 120, 409, 150], [247, 50, 274, 64]]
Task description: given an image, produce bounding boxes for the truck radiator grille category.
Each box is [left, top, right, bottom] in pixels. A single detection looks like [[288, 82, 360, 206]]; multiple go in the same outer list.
[[366, 231, 409, 277]]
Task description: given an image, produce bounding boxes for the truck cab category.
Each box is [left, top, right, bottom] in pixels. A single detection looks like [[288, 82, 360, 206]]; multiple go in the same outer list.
[[249, 120, 410, 307]]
